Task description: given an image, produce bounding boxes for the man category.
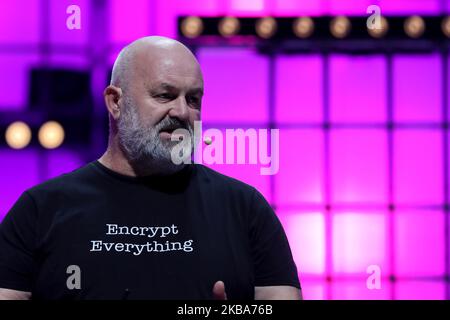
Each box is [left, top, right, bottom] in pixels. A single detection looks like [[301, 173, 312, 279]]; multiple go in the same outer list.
[[0, 36, 301, 300]]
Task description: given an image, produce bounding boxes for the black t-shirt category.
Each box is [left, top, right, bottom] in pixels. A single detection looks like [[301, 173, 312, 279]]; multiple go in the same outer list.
[[0, 161, 300, 300]]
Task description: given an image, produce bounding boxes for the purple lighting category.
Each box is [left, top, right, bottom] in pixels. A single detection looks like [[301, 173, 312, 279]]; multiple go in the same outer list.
[[0, 149, 39, 221], [275, 129, 324, 205], [332, 212, 389, 275], [110, 0, 152, 43], [395, 210, 445, 277], [396, 281, 446, 300], [198, 47, 269, 124], [0, 0, 41, 44], [330, 55, 387, 123], [394, 130, 443, 205], [331, 280, 392, 300], [0, 54, 39, 110], [278, 211, 326, 275], [393, 55, 442, 123], [330, 129, 388, 204], [46, 149, 84, 179], [276, 55, 323, 123], [49, 0, 89, 45]]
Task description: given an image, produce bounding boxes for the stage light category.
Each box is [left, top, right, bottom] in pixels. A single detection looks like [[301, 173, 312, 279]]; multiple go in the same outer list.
[[368, 16, 389, 38], [256, 17, 277, 39], [177, 15, 446, 53], [181, 16, 203, 38], [330, 16, 351, 39], [293, 17, 314, 38], [38, 121, 65, 149], [441, 16, 450, 38], [5, 121, 32, 150], [219, 17, 240, 37], [404, 15, 425, 38]]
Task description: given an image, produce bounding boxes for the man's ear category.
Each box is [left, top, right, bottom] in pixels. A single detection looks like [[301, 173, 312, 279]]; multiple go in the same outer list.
[[104, 85, 123, 120]]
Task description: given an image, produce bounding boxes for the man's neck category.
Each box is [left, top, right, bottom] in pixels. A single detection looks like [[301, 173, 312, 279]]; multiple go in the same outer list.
[[98, 138, 138, 177]]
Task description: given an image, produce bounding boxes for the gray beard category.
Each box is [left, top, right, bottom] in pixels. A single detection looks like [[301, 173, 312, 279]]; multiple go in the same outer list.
[[117, 96, 194, 176]]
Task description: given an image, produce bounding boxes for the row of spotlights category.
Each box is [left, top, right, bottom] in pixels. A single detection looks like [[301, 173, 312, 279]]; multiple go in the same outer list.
[[4, 121, 65, 150], [181, 15, 450, 39]]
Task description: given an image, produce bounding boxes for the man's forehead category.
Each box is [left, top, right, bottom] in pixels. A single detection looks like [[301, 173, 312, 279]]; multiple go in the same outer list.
[[147, 72, 203, 91], [147, 82, 203, 96], [157, 80, 203, 90]]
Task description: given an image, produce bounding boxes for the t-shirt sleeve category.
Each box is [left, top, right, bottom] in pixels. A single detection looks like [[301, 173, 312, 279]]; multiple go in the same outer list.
[[249, 188, 301, 289], [0, 191, 38, 292]]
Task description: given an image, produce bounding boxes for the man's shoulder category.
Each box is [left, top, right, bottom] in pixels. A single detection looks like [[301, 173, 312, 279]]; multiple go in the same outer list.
[[26, 161, 95, 198]]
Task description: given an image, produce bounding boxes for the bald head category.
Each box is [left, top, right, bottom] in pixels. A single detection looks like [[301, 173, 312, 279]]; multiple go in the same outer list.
[[111, 36, 202, 93]]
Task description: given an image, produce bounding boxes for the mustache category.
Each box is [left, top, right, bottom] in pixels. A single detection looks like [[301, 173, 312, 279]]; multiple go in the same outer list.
[[156, 117, 191, 133]]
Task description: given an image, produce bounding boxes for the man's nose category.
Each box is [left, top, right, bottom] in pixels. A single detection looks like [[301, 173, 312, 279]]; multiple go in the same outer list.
[[168, 97, 190, 122]]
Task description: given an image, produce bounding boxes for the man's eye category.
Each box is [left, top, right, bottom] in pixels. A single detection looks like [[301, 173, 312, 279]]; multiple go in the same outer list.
[[156, 94, 172, 100], [187, 97, 200, 107]]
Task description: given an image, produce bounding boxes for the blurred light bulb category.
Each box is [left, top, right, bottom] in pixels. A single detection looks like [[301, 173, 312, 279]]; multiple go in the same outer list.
[[256, 17, 277, 39], [38, 121, 65, 149], [219, 17, 240, 37], [404, 15, 425, 38], [368, 16, 389, 38], [293, 17, 314, 38], [5, 121, 31, 149], [330, 16, 351, 39], [441, 16, 450, 38], [181, 16, 203, 38]]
